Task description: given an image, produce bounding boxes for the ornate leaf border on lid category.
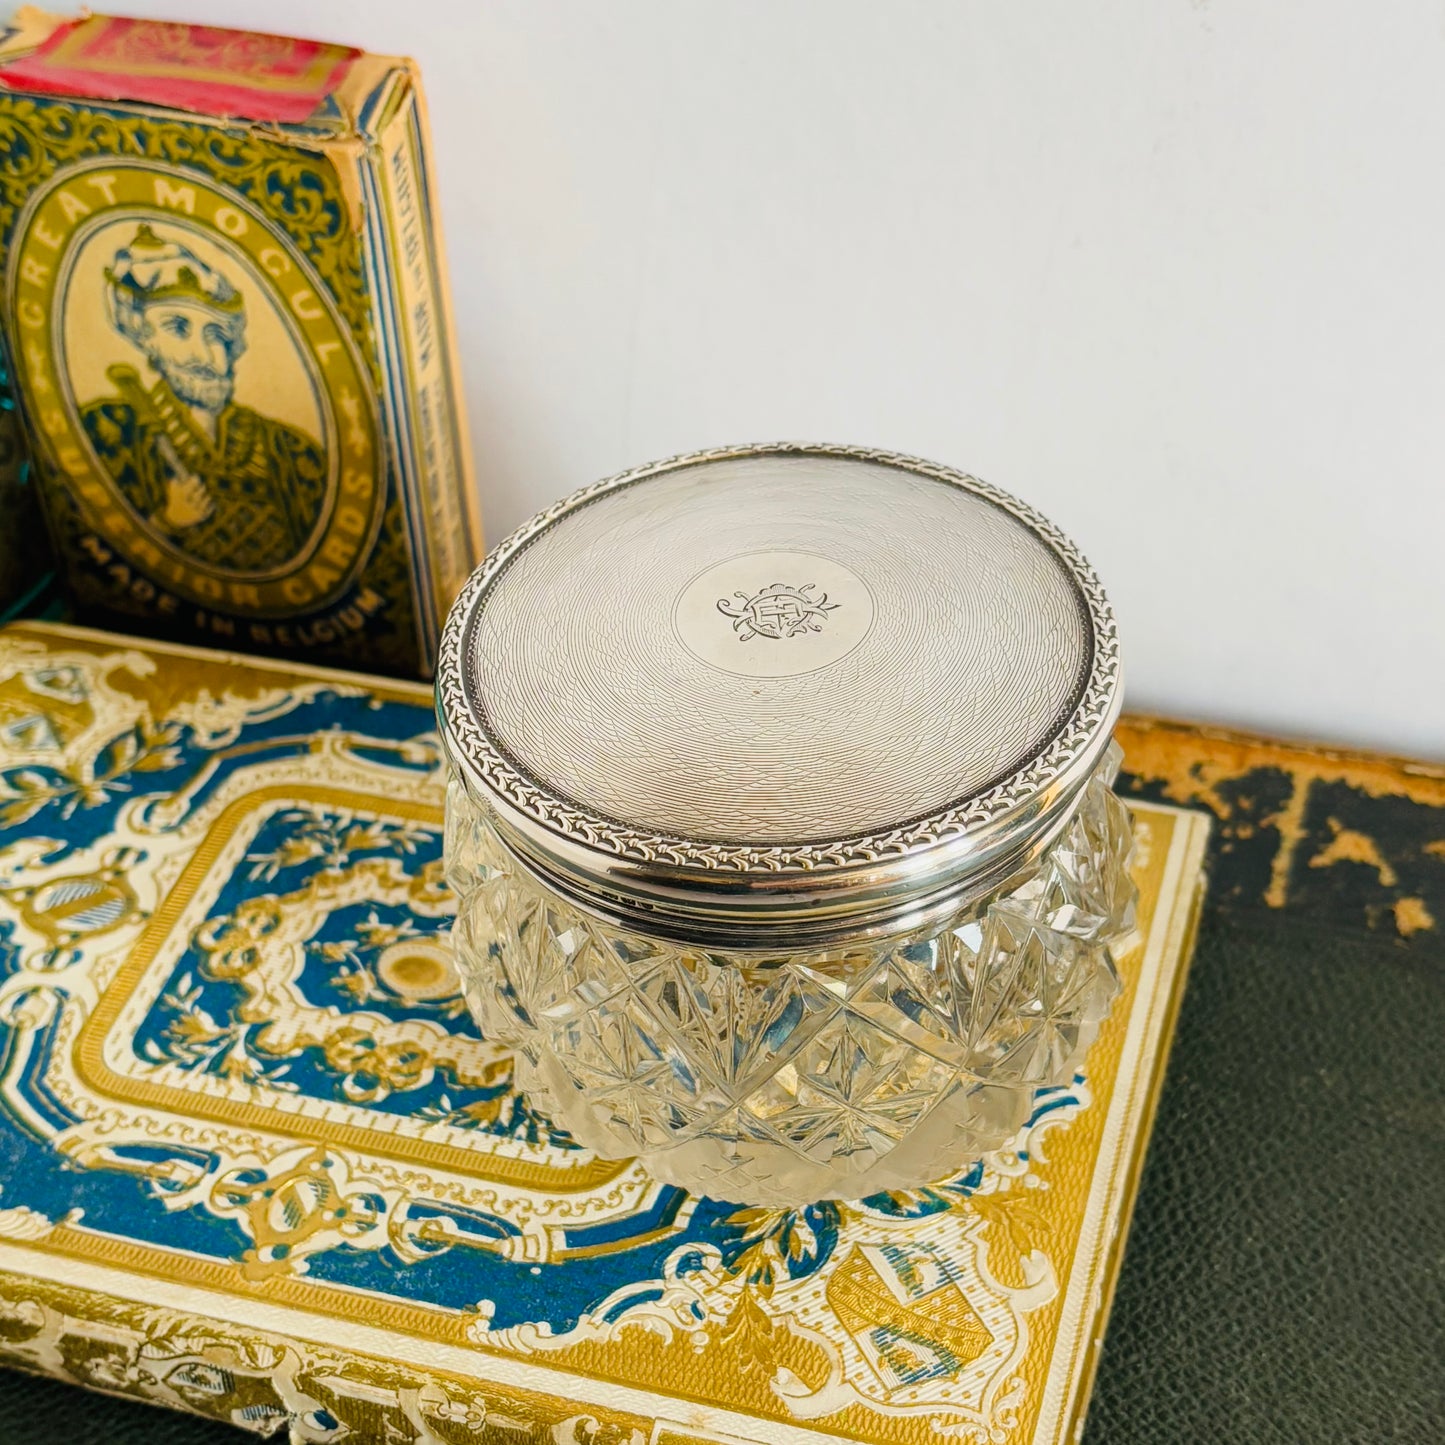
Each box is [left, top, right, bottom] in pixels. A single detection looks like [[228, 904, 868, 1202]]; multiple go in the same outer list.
[[436, 442, 1122, 875]]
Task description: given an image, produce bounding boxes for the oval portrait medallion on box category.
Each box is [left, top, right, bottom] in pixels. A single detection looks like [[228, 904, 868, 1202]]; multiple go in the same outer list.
[[7, 160, 382, 616]]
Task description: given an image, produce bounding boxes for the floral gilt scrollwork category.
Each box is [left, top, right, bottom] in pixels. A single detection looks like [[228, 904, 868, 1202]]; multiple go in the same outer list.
[[0, 719, 184, 830], [136, 813, 522, 1130]]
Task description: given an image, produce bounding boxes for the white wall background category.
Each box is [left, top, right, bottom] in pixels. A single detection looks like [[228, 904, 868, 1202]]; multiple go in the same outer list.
[[108, 0, 1444, 757]]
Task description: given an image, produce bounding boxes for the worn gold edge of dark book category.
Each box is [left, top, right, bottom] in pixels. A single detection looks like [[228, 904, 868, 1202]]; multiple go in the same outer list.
[[1055, 814, 1211, 1445]]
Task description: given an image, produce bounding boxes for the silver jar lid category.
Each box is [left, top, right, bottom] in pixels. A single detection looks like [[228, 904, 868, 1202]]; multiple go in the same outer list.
[[437, 443, 1122, 948]]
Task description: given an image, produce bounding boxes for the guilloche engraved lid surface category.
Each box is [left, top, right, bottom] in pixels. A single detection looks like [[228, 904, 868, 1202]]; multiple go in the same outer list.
[[437, 443, 1122, 947]]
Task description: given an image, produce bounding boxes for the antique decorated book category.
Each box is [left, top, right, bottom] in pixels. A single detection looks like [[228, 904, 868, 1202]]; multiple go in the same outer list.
[[0, 621, 1209, 1444], [0, 10, 482, 678]]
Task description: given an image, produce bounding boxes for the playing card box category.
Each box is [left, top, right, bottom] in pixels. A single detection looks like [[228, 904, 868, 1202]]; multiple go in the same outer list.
[[0, 8, 482, 677]]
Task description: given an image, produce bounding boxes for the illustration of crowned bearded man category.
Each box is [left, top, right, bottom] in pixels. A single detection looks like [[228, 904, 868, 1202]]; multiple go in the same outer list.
[[80, 223, 327, 571]]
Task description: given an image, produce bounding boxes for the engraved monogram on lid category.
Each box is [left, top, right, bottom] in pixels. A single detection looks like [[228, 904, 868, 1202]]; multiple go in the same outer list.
[[717, 580, 838, 640], [675, 549, 873, 678]]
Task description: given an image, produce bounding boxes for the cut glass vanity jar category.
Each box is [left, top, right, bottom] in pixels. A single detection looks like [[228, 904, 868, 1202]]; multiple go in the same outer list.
[[437, 444, 1136, 1207]]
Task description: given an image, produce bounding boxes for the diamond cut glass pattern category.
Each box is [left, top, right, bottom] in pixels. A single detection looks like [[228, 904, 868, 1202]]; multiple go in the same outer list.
[[445, 745, 1137, 1206]]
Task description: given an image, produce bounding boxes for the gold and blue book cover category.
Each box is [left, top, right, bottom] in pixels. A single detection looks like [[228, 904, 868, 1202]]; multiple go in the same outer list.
[[0, 620, 1209, 1444], [0, 8, 483, 678]]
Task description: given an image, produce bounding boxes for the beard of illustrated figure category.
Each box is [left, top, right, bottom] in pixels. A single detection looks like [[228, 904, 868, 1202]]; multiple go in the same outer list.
[[143, 298, 238, 417], [79, 222, 328, 573]]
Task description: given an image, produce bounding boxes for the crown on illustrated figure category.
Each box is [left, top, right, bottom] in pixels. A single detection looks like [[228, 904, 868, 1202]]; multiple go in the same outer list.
[[104, 222, 244, 321]]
